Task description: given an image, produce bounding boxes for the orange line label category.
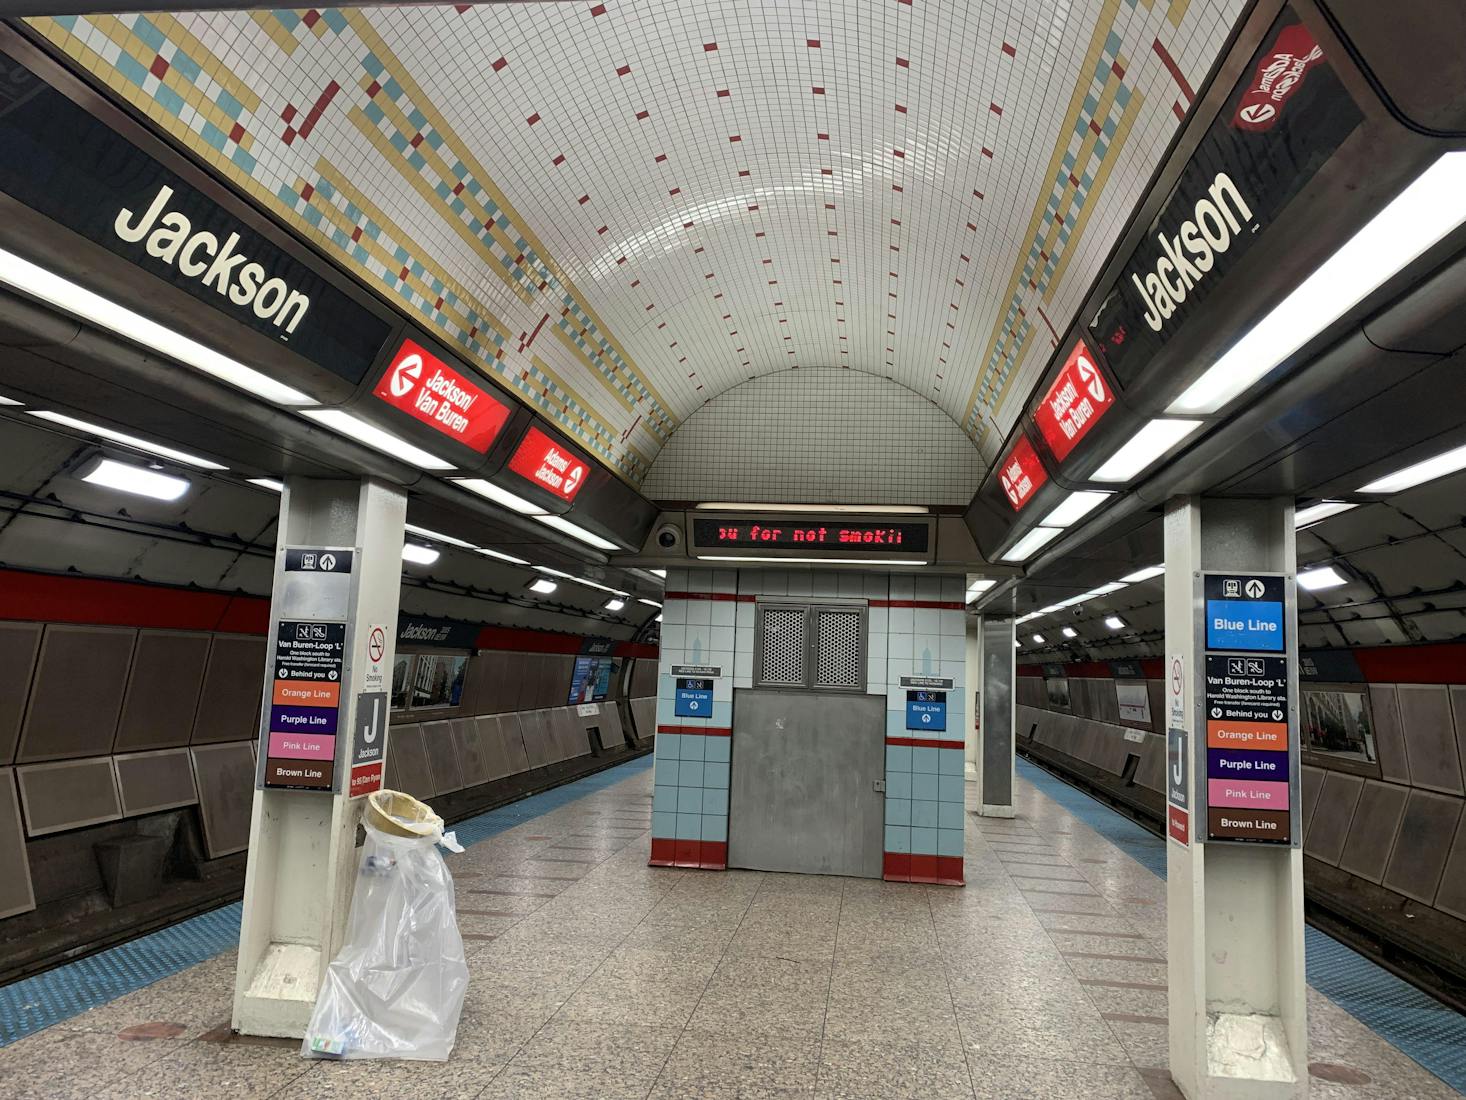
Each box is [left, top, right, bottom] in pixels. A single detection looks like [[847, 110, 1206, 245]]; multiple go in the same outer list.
[[1206, 720, 1286, 751]]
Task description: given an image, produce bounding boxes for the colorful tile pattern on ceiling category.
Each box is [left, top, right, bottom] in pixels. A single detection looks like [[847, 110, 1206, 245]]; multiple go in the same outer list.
[[31, 0, 1243, 482]]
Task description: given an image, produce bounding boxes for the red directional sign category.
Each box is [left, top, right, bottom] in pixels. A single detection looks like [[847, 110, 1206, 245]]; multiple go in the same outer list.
[[1034, 340, 1114, 462], [507, 426, 589, 503], [373, 338, 511, 454], [998, 435, 1047, 512]]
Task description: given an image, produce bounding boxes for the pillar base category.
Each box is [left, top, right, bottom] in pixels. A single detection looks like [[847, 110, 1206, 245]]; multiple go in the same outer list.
[[979, 804, 1015, 818]]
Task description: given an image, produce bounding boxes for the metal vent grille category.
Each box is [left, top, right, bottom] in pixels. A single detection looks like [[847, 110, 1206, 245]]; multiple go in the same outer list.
[[815, 609, 863, 688], [760, 607, 806, 686]]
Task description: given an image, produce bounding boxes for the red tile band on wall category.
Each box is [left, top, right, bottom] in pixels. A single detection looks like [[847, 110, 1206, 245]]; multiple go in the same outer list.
[[0, 568, 270, 633], [869, 599, 965, 609], [649, 838, 726, 870], [886, 736, 963, 749], [884, 852, 963, 886], [663, 591, 756, 602], [656, 725, 732, 737]]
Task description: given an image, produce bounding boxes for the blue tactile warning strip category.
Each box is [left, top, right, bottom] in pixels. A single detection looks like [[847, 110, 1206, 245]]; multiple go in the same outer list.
[[1017, 758, 1466, 1094], [0, 754, 653, 1048]]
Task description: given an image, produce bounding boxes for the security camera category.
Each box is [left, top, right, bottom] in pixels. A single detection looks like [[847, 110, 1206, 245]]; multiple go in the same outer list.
[[655, 523, 682, 550]]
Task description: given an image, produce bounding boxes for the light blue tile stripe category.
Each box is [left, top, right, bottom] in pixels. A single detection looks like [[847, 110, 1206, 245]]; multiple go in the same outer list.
[[1015, 758, 1466, 1094], [0, 754, 652, 1047]]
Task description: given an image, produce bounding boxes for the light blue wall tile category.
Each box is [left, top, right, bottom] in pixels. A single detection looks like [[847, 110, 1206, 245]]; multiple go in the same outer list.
[[940, 747, 966, 776], [704, 736, 731, 763], [677, 787, 704, 814], [887, 771, 911, 800], [701, 814, 727, 842], [884, 825, 911, 853], [678, 760, 705, 788], [652, 810, 677, 838], [911, 826, 938, 854], [675, 812, 703, 840], [939, 775, 965, 803], [885, 710, 908, 737], [712, 700, 734, 725], [938, 801, 965, 830], [911, 800, 938, 829], [702, 761, 730, 789], [938, 828, 965, 858], [911, 773, 939, 801], [656, 734, 681, 762], [885, 797, 911, 826], [653, 785, 678, 813], [679, 734, 707, 762], [702, 787, 729, 816], [912, 747, 938, 774], [886, 744, 913, 773]]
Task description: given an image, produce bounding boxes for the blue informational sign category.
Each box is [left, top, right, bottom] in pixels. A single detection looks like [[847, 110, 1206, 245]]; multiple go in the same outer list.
[[905, 690, 947, 732], [674, 678, 713, 718], [1203, 574, 1285, 653]]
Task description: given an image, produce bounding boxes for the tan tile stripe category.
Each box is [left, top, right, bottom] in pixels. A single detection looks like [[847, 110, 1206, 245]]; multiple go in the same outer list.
[[1019, 885, 1100, 896], [1061, 951, 1166, 964], [1046, 928, 1148, 940], [469, 888, 560, 899], [1080, 978, 1167, 991], [457, 909, 531, 918], [1103, 1012, 1168, 1026], [1028, 904, 1120, 916]]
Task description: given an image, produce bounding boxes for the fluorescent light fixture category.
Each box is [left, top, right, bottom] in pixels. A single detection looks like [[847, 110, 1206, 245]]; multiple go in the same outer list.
[[695, 502, 928, 514], [696, 555, 928, 565], [247, 477, 284, 492], [1041, 490, 1112, 528], [1061, 627, 1077, 639], [453, 478, 546, 515], [604, 598, 626, 611], [534, 513, 619, 551], [1358, 442, 1466, 495], [1084, 582, 1128, 597], [1294, 501, 1358, 529], [478, 547, 531, 566], [30, 410, 226, 470], [1032, 633, 1046, 644], [966, 579, 997, 603], [81, 457, 189, 501], [998, 526, 1063, 563], [1105, 615, 1126, 630], [1170, 152, 1466, 415], [534, 566, 627, 596], [654, 613, 663, 623], [1015, 639, 1022, 647], [401, 544, 440, 566], [1298, 564, 1347, 591], [638, 598, 662, 607], [650, 569, 667, 578], [527, 578, 557, 594], [0, 394, 23, 405], [0, 247, 315, 406], [1121, 565, 1164, 583], [405, 522, 474, 549], [1091, 419, 1202, 483], [301, 409, 454, 471]]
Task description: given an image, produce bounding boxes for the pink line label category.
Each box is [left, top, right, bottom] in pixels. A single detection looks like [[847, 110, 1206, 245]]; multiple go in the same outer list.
[[268, 731, 336, 761], [1207, 778, 1289, 810]]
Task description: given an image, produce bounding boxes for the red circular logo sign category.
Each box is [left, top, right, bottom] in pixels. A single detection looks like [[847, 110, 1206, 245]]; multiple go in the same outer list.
[[368, 626, 385, 663]]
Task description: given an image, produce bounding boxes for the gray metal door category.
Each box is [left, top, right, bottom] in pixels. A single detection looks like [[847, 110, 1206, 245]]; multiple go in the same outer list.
[[728, 688, 885, 878]]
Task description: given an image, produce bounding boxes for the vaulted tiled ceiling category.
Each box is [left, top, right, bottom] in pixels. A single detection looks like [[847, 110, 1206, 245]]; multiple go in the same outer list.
[[31, 0, 1245, 486]]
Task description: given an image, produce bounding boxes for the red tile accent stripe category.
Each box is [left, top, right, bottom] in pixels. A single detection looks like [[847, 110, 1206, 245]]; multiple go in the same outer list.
[[664, 591, 756, 602], [883, 852, 963, 885], [885, 736, 964, 749], [657, 725, 732, 737], [1151, 37, 1195, 104], [649, 837, 727, 869], [869, 599, 964, 609]]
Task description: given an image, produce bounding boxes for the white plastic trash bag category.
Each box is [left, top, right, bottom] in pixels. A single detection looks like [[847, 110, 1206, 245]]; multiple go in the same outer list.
[[303, 790, 469, 1061]]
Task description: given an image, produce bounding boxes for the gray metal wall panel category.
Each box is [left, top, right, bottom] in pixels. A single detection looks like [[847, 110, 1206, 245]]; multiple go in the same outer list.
[[552, 708, 591, 761], [115, 748, 198, 816], [1304, 772, 1365, 866], [473, 716, 511, 780], [1368, 685, 1410, 784], [630, 696, 657, 743], [1337, 780, 1408, 884], [190, 741, 255, 859], [457, 655, 493, 716], [596, 706, 626, 751], [115, 630, 212, 752], [0, 623, 42, 765], [1136, 736, 1165, 792], [17, 757, 122, 835], [17, 625, 136, 762], [1097, 681, 1121, 724], [1434, 810, 1466, 921], [1300, 765, 1326, 836], [1382, 790, 1464, 905], [520, 709, 555, 769], [548, 657, 576, 708], [0, 768, 36, 918], [192, 635, 266, 744], [453, 718, 490, 788], [419, 720, 463, 793], [1452, 687, 1466, 791], [629, 658, 657, 699], [497, 713, 531, 775], [1146, 679, 1165, 733], [384, 724, 435, 800], [1397, 685, 1464, 795], [497, 652, 528, 713]]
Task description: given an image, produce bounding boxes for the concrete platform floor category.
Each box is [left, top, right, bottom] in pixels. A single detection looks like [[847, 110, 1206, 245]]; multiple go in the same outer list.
[[0, 761, 1458, 1099]]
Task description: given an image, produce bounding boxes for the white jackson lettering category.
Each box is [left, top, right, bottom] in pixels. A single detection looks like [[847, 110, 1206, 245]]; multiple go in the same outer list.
[[114, 185, 311, 334], [1131, 171, 1255, 333]]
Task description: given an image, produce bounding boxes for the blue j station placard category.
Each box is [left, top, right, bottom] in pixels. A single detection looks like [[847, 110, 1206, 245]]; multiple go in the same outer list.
[[1204, 574, 1285, 653], [674, 678, 713, 718], [905, 690, 947, 732]]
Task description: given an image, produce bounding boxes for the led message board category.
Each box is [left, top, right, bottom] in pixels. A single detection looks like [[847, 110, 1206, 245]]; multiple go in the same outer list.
[[689, 516, 933, 560]]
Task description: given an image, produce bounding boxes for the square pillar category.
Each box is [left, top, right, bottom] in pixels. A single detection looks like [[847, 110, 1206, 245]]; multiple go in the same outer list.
[[232, 477, 407, 1038], [1165, 497, 1308, 1099], [978, 615, 1016, 818]]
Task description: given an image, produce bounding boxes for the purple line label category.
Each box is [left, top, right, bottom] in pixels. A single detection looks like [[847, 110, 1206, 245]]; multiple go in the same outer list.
[[269, 704, 338, 735], [1207, 748, 1288, 781]]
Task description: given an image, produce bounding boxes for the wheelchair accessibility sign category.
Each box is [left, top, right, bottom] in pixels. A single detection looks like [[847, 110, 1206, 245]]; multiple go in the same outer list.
[[905, 690, 947, 732], [674, 678, 713, 717]]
